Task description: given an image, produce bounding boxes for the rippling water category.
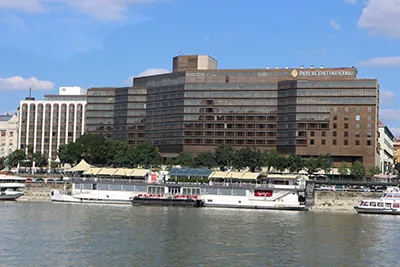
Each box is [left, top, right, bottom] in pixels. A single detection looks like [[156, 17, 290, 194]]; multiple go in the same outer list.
[[1, 202, 399, 267]]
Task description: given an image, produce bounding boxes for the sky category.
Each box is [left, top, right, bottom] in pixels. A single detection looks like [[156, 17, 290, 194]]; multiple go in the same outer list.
[[0, 0, 399, 134]]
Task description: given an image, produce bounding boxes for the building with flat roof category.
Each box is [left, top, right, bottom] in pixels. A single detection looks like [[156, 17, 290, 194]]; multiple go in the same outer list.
[[86, 55, 379, 169], [0, 113, 18, 157], [377, 120, 395, 174], [18, 87, 87, 162]]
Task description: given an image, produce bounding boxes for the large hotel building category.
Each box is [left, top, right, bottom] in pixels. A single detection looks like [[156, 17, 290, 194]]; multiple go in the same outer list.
[[86, 55, 379, 169], [18, 87, 87, 161]]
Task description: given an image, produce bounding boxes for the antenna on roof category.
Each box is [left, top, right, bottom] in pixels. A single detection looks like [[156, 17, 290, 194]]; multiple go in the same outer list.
[[29, 87, 31, 98]]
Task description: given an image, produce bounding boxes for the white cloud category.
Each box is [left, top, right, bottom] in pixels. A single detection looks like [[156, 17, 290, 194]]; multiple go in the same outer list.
[[0, 76, 54, 91], [380, 109, 400, 121], [330, 20, 341, 30], [380, 90, 395, 104], [357, 0, 400, 38], [0, 0, 44, 13], [0, 0, 170, 20], [137, 68, 170, 77], [358, 56, 400, 66]]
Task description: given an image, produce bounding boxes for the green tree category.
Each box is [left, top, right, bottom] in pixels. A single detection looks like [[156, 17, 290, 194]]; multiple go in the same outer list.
[[369, 166, 381, 176], [33, 152, 48, 168], [260, 150, 281, 174], [105, 140, 133, 167], [6, 149, 26, 168], [274, 154, 288, 172], [287, 154, 304, 173], [196, 151, 217, 169], [318, 154, 332, 177], [58, 134, 108, 165], [233, 147, 261, 172], [132, 141, 161, 168], [350, 161, 366, 180], [338, 162, 349, 179], [0, 157, 5, 170], [165, 157, 175, 171], [214, 144, 235, 171], [174, 152, 195, 167], [303, 157, 321, 176]]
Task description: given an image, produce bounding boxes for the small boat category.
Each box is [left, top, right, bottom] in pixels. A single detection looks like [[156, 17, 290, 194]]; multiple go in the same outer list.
[[354, 187, 400, 215], [0, 174, 26, 200]]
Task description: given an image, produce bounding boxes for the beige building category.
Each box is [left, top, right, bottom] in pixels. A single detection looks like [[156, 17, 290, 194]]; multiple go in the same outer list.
[[18, 87, 87, 162], [0, 113, 19, 157]]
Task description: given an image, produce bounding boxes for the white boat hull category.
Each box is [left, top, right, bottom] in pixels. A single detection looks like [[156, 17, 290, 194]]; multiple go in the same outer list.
[[0, 191, 24, 200], [50, 189, 136, 204], [354, 207, 400, 215]]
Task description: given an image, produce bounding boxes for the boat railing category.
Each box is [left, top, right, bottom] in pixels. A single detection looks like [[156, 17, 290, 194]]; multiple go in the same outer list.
[[70, 178, 305, 190]]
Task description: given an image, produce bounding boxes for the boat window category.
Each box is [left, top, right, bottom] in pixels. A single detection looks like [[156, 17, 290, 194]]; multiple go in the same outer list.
[[370, 202, 376, 207], [362, 202, 369, 206], [377, 202, 384, 207], [385, 203, 391, 208], [393, 203, 400, 208], [92, 184, 97, 190]]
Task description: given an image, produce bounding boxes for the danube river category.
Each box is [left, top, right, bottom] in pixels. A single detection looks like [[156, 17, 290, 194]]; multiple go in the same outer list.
[[1, 202, 398, 267]]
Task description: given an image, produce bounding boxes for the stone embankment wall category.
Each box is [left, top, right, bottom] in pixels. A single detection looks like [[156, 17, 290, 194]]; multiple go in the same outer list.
[[311, 191, 383, 212], [19, 184, 65, 202]]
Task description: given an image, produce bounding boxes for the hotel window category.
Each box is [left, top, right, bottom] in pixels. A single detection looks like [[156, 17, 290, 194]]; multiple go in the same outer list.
[[333, 140, 337, 145], [344, 132, 348, 137], [367, 132, 372, 138], [356, 115, 360, 121], [344, 140, 348, 145], [344, 115, 349, 121], [333, 107, 337, 112], [321, 140, 326, 145], [322, 131, 326, 137], [367, 140, 372, 146], [333, 131, 337, 137], [355, 140, 360, 145], [367, 124, 372, 129], [333, 123, 337, 129], [368, 107, 372, 112], [310, 131, 315, 137], [356, 124, 360, 129], [368, 115, 372, 121], [356, 107, 360, 112], [355, 132, 360, 137], [344, 107, 349, 112], [310, 139, 315, 145], [344, 123, 349, 129], [333, 114, 337, 120]]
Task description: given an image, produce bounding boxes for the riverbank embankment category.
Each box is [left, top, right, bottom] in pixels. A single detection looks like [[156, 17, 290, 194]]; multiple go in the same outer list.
[[19, 184, 65, 202], [311, 191, 382, 212]]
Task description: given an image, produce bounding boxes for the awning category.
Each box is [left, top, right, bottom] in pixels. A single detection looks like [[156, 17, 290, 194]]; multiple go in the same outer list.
[[241, 172, 259, 179], [209, 171, 229, 179], [97, 168, 117, 176], [84, 167, 102, 175], [114, 168, 134, 176], [67, 159, 92, 172], [131, 169, 149, 177]]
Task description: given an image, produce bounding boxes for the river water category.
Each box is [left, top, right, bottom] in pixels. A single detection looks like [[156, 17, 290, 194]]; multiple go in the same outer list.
[[1, 202, 398, 267]]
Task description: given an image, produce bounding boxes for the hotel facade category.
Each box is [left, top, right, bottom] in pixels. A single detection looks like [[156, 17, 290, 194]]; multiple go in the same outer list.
[[86, 55, 380, 169], [18, 87, 87, 161]]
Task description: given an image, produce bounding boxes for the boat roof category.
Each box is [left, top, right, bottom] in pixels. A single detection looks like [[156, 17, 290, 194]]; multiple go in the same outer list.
[[0, 175, 26, 180]]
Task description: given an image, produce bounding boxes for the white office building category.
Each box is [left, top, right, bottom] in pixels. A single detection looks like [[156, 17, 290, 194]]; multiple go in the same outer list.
[[0, 113, 19, 157], [377, 120, 395, 174], [18, 87, 87, 162]]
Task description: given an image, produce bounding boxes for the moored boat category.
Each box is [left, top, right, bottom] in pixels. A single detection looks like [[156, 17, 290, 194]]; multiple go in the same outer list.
[[0, 173, 26, 200], [354, 187, 400, 215]]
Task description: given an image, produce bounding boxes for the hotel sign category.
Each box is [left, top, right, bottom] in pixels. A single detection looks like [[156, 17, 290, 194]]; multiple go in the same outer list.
[[291, 69, 354, 78]]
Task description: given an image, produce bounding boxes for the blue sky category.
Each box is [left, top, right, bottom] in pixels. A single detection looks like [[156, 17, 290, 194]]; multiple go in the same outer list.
[[0, 0, 399, 134]]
